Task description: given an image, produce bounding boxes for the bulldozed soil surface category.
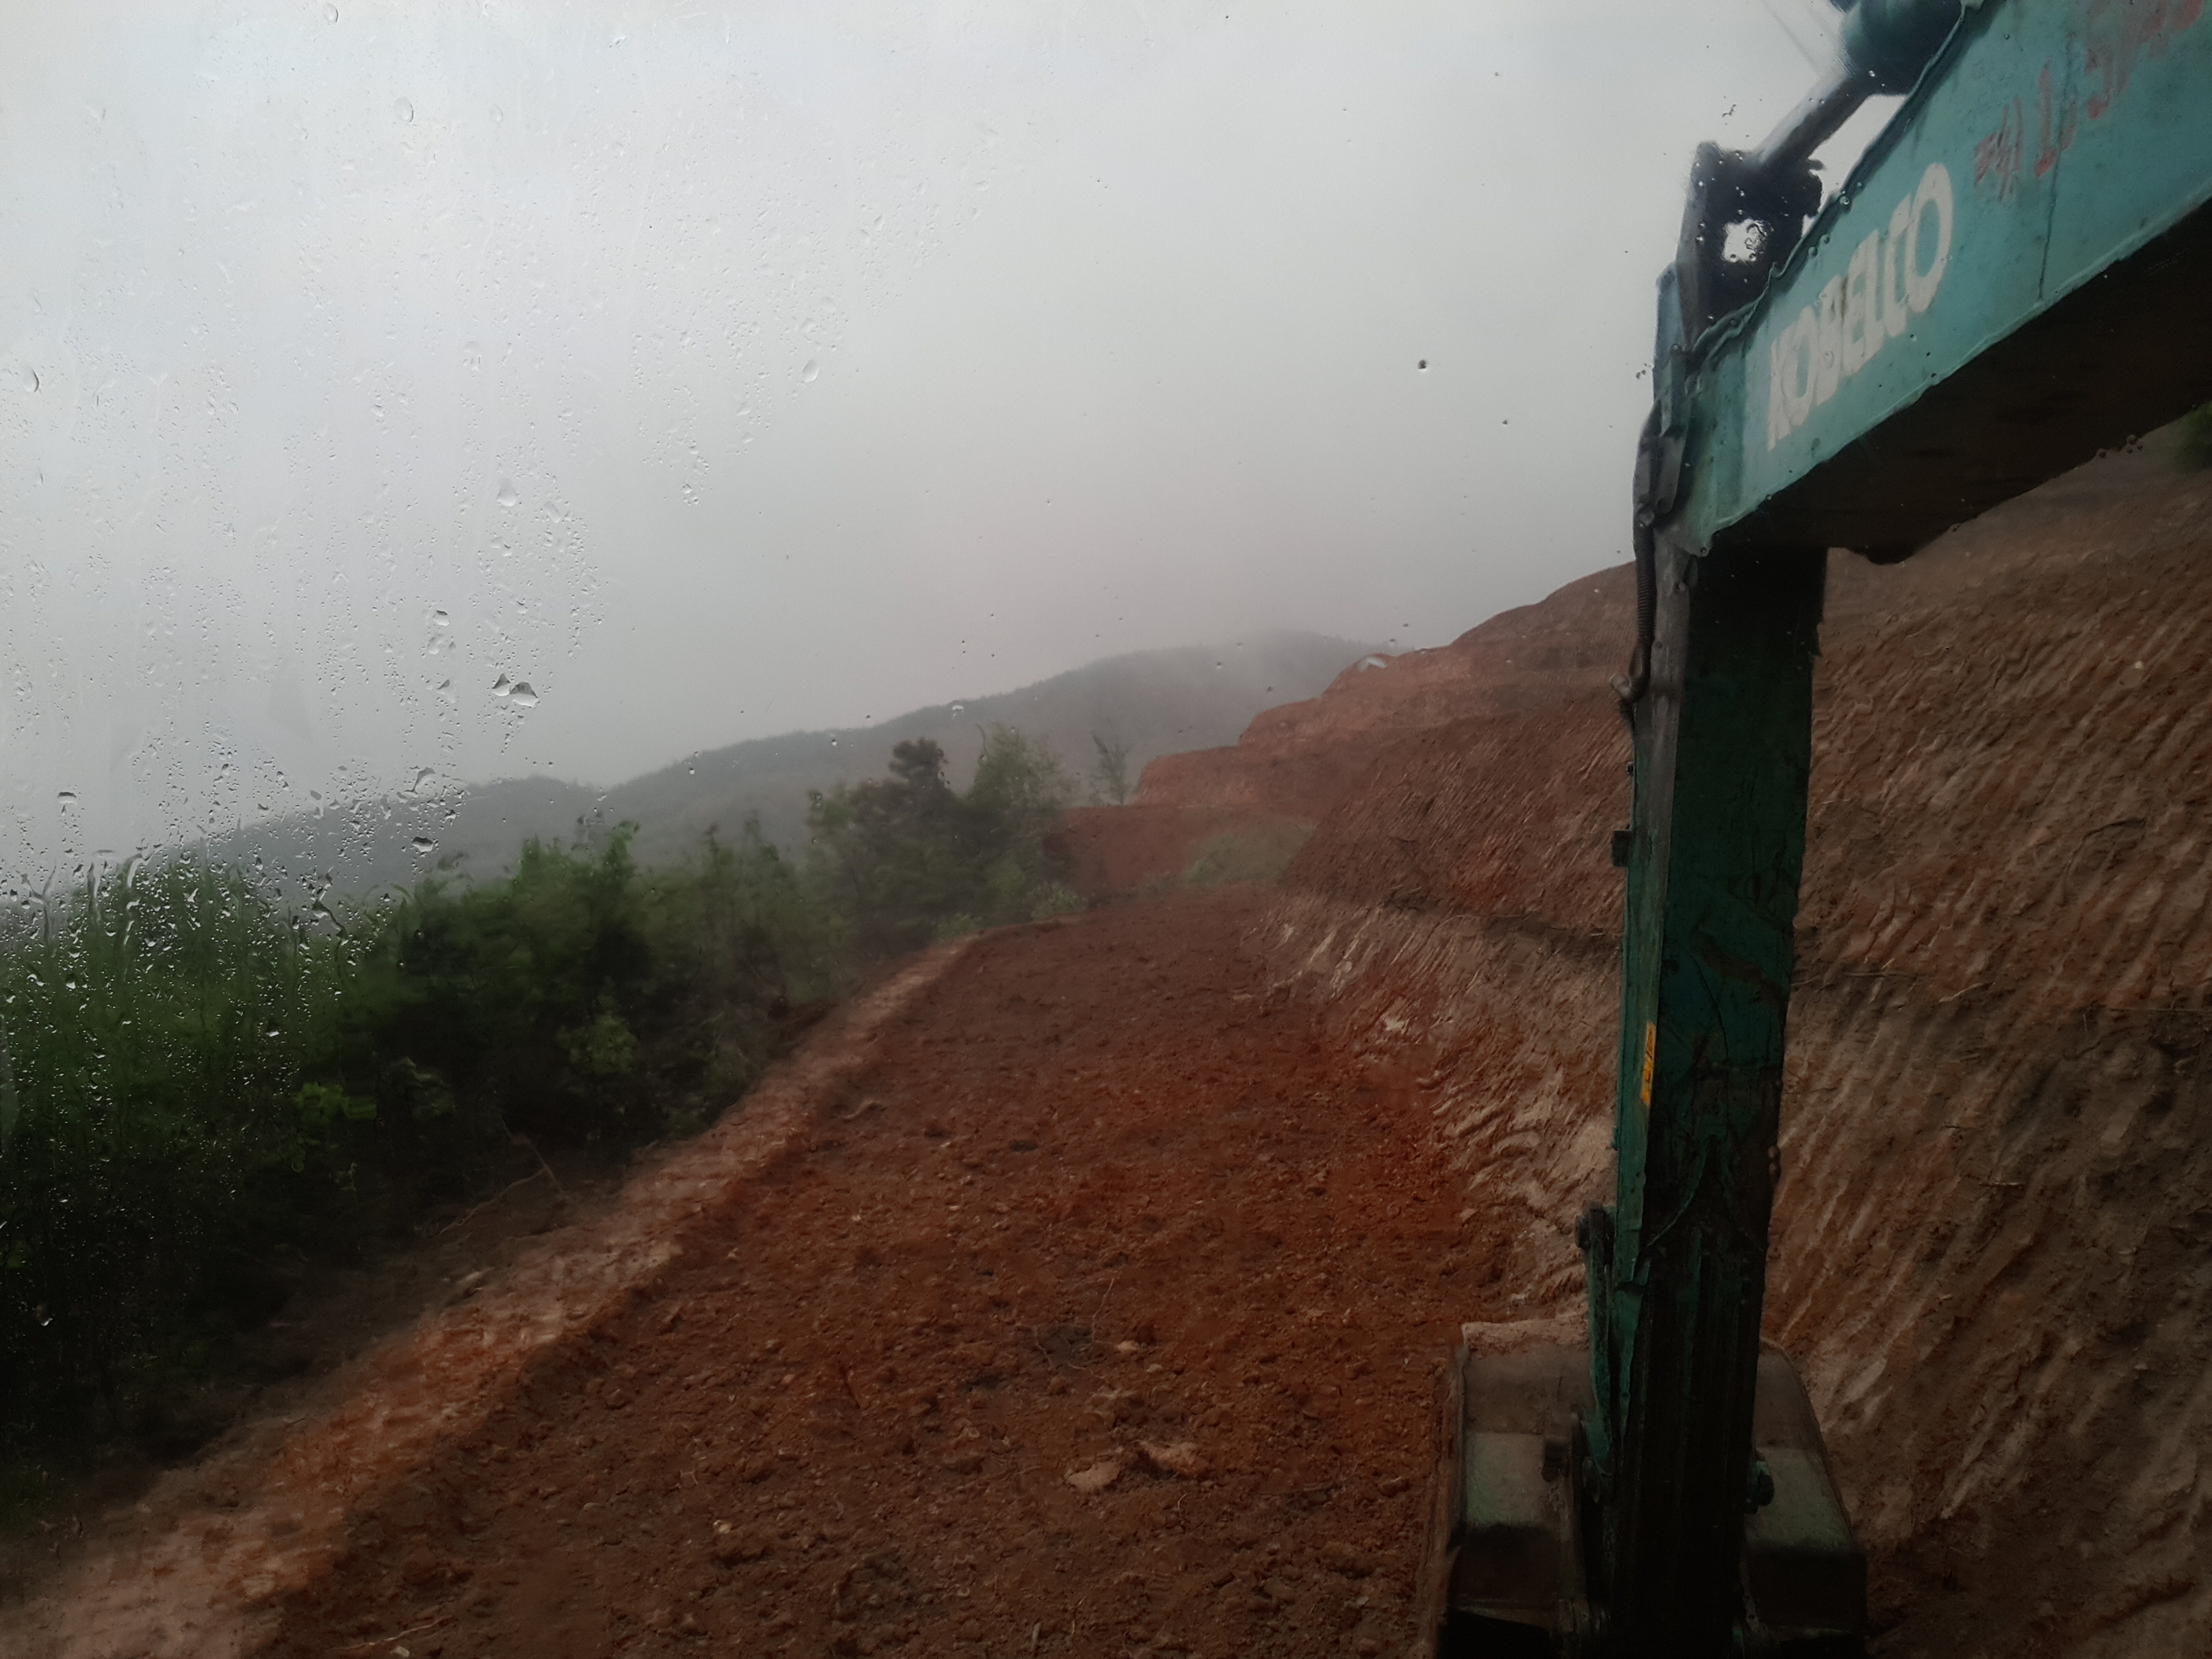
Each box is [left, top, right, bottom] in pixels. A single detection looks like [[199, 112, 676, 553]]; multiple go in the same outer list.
[[5, 888, 1492, 1659]]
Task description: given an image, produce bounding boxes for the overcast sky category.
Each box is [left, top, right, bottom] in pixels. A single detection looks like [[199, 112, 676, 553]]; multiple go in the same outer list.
[[1, 0, 1891, 865]]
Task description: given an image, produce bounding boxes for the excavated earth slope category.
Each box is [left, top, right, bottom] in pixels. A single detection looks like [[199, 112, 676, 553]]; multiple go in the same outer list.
[[1257, 450, 2212, 1656], [1053, 565, 1639, 895]]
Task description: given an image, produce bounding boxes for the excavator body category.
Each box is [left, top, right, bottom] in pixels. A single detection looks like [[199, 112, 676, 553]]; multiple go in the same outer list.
[[1425, 1, 2212, 1652]]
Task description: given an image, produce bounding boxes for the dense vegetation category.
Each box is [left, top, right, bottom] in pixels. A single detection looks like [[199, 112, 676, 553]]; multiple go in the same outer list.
[[804, 730, 1080, 956], [0, 727, 1075, 1457]]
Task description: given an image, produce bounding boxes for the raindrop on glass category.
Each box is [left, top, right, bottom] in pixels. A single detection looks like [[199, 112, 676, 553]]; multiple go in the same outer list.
[[13, 365, 36, 394], [56, 790, 77, 804], [496, 479, 518, 507], [491, 673, 513, 697], [395, 97, 415, 124], [801, 358, 820, 383], [509, 682, 539, 708], [324, 0, 337, 16], [411, 836, 436, 853]]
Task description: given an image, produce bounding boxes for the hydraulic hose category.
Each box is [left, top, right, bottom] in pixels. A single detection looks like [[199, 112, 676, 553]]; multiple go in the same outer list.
[[1617, 403, 1662, 725]]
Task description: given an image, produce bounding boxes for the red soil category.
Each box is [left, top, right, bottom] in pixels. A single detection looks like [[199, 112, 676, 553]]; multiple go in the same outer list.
[[1126, 572, 1639, 825], [255, 889, 1486, 1659], [1047, 805, 1239, 896]]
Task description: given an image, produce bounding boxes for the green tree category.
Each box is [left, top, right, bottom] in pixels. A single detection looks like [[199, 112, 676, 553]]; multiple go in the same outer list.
[[0, 816, 841, 1449], [806, 739, 967, 957], [350, 822, 660, 1144], [963, 725, 1078, 926], [806, 726, 1078, 957], [1090, 730, 1133, 805], [648, 816, 836, 1098]]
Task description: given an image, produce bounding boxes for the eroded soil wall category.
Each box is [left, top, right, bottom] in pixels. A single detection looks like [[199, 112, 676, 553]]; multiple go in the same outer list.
[[1263, 461, 2212, 1655]]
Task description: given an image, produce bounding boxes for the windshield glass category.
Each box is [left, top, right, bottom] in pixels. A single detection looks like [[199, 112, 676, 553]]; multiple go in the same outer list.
[[2, 3, 1962, 1653]]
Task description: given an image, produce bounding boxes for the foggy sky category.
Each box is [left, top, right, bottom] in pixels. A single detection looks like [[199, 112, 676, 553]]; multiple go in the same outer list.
[[1, 0, 1893, 866]]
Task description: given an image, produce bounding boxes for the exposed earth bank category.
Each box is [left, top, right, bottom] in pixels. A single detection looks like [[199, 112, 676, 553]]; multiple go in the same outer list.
[[1236, 446, 2212, 1657]]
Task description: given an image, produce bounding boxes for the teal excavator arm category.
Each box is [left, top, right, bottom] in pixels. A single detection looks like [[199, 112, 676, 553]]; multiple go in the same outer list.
[[1430, 2, 2212, 1653]]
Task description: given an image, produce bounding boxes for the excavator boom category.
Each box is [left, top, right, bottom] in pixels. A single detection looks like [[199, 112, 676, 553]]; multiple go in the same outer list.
[[1428, 2, 2212, 1652]]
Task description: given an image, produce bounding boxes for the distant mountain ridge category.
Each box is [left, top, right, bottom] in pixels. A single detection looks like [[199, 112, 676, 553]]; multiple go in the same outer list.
[[227, 631, 1376, 894]]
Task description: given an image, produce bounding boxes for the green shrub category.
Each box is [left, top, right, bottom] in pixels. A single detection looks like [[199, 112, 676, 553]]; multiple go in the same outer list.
[[1, 732, 1069, 1451], [358, 825, 658, 1142], [641, 817, 838, 1101], [805, 726, 1077, 954], [0, 855, 381, 1440], [0, 821, 820, 1445], [1090, 731, 1133, 805]]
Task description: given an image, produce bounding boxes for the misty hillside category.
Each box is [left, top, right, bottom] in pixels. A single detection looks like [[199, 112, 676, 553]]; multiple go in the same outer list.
[[229, 631, 1374, 894]]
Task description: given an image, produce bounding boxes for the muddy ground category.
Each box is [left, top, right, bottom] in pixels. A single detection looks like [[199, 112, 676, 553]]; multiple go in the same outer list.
[[7, 886, 1502, 1658]]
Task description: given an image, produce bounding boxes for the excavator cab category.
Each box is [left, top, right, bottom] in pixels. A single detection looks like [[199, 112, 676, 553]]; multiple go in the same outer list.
[[1424, 1, 2212, 1651]]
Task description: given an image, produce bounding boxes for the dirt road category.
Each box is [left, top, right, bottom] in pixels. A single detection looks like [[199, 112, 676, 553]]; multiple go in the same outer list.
[[190, 886, 1481, 1658]]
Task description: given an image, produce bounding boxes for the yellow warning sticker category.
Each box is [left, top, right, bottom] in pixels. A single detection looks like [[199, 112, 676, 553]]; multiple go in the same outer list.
[[1639, 1021, 1656, 1107]]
